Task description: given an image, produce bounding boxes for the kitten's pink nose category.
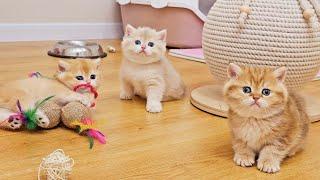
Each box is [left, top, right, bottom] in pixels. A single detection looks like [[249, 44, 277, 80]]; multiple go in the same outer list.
[[253, 96, 260, 101], [141, 44, 146, 50]]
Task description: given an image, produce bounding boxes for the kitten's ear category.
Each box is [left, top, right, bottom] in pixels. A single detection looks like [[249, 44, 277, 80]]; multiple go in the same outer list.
[[93, 58, 101, 69], [125, 24, 136, 36], [157, 29, 167, 41], [273, 67, 287, 82], [58, 60, 70, 72], [227, 63, 242, 79]]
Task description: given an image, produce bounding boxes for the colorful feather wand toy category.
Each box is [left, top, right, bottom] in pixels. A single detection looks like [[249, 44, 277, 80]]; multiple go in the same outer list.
[[71, 118, 106, 149]]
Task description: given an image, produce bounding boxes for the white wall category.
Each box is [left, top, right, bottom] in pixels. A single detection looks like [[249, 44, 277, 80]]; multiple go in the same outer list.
[[0, 0, 123, 41]]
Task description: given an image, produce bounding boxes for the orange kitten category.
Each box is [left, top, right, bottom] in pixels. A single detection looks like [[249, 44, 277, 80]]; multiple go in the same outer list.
[[120, 24, 185, 113], [0, 59, 100, 130], [223, 63, 309, 173]]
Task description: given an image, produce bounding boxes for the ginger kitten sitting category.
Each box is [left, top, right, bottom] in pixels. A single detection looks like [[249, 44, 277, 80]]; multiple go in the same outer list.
[[120, 25, 185, 113], [0, 59, 100, 130], [223, 63, 309, 173]]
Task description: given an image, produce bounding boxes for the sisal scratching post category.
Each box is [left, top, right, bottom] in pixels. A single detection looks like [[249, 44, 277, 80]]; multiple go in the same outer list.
[[192, 0, 320, 122]]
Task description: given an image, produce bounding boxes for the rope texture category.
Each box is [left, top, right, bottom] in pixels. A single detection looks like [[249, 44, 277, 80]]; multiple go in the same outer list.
[[203, 0, 320, 88]]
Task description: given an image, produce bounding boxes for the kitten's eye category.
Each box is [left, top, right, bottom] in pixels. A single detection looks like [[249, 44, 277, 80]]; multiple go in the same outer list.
[[135, 40, 141, 45], [243, 86, 252, 94], [90, 74, 96, 79], [148, 42, 154, 47], [75, 76, 84, 81], [262, 88, 271, 96]]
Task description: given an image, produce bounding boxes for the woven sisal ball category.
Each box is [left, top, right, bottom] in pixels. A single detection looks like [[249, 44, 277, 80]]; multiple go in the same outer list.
[[39, 100, 61, 129], [61, 102, 91, 129], [203, 0, 320, 88]]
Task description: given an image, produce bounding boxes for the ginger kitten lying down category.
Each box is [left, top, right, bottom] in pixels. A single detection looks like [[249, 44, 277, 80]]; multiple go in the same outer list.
[[224, 64, 309, 173], [0, 59, 100, 130], [120, 25, 185, 113]]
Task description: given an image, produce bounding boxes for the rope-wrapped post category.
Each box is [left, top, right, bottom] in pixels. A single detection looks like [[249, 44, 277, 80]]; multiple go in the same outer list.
[[203, 0, 320, 89]]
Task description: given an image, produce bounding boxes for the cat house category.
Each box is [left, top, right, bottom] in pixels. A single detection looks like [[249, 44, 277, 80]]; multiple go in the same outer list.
[[117, 0, 216, 48]]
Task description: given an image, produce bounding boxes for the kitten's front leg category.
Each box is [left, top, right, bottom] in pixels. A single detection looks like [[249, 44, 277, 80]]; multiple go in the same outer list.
[[257, 145, 286, 173], [232, 139, 256, 167], [120, 79, 134, 100], [56, 92, 92, 107], [145, 78, 165, 113]]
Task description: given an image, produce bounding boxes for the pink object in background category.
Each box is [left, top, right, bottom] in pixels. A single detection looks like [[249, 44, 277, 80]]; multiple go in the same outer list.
[[170, 48, 204, 59], [169, 48, 204, 62], [118, 2, 206, 48], [315, 71, 320, 80]]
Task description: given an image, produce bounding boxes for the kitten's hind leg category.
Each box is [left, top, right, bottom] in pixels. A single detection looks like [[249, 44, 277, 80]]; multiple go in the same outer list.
[[120, 79, 134, 100], [0, 108, 23, 130], [0, 91, 50, 129], [35, 109, 50, 128], [165, 85, 186, 101], [15, 97, 50, 129], [20, 106, 50, 129], [287, 140, 306, 157]]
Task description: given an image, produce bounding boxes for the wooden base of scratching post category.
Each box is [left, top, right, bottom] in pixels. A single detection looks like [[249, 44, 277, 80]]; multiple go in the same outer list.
[[190, 84, 228, 118], [191, 84, 320, 123]]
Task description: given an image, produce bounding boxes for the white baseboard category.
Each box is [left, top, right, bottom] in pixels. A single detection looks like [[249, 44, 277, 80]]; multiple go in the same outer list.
[[0, 23, 123, 42]]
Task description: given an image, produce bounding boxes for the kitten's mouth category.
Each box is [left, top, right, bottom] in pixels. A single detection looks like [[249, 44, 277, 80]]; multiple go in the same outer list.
[[250, 102, 261, 108], [139, 51, 147, 55]]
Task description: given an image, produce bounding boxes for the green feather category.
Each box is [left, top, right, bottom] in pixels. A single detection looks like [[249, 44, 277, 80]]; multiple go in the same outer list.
[[76, 126, 81, 133], [34, 95, 55, 110], [23, 96, 55, 130], [88, 136, 94, 149], [24, 109, 38, 130]]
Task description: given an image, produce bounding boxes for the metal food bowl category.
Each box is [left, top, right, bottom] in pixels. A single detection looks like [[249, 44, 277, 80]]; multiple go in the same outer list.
[[48, 40, 107, 59]]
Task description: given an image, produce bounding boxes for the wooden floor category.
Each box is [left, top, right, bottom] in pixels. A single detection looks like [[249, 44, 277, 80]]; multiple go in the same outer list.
[[0, 40, 320, 179]]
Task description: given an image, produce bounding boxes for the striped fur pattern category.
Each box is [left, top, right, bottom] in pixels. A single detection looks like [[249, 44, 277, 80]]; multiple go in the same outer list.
[[223, 64, 309, 173]]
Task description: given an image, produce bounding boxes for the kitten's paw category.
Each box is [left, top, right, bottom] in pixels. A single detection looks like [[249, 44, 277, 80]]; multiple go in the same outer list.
[[257, 158, 280, 173], [120, 92, 133, 100], [35, 110, 50, 128], [7, 117, 23, 130], [146, 101, 162, 113], [78, 96, 92, 107], [233, 153, 255, 167]]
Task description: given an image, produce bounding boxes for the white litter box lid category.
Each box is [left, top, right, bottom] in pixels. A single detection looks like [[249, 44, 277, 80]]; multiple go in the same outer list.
[[117, 0, 207, 22]]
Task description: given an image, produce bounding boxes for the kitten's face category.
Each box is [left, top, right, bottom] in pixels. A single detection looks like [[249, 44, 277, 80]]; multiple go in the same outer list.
[[223, 64, 288, 118], [55, 59, 101, 90], [121, 24, 167, 64]]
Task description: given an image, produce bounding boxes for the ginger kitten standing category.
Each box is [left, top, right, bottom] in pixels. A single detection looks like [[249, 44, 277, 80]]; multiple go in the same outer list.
[[120, 24, 185, 113], [223, 63, 309, 173]]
